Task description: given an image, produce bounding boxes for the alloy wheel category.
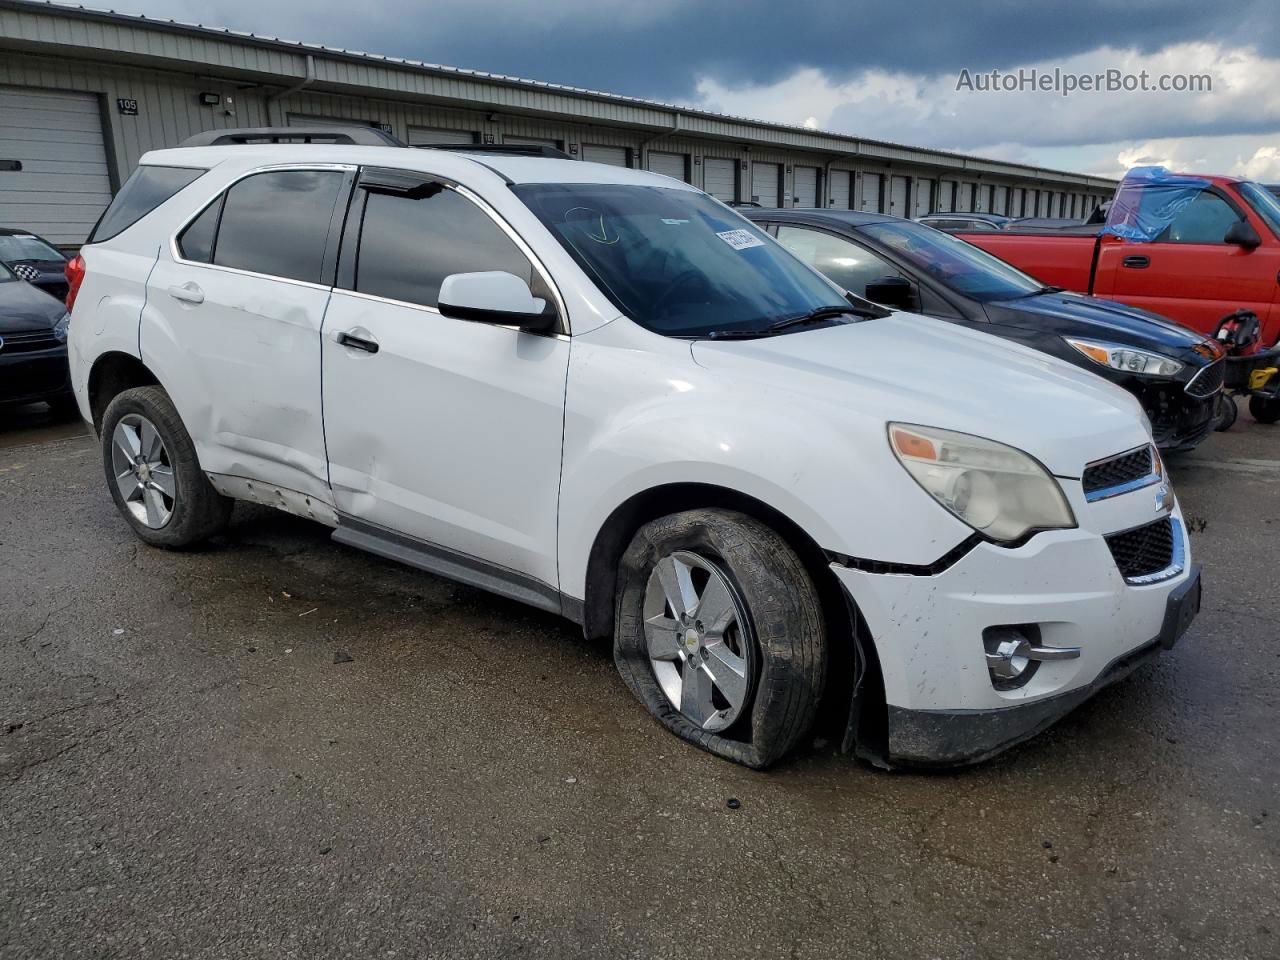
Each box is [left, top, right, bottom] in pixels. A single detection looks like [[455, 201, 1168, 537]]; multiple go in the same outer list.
[[110, 413, 176, 528]]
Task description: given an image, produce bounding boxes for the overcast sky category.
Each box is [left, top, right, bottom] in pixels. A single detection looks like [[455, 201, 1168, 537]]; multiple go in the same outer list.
[[141, 0, 1280, 179]]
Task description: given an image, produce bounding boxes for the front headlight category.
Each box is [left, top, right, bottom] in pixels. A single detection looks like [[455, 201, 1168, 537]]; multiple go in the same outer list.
[[52, 312, 70, 343], [888, 423, 1076, 544], [1064, 337, 1182, 377]]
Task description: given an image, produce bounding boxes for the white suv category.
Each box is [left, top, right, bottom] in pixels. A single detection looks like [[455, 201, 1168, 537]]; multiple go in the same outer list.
[[66, 130, 1201, 768]]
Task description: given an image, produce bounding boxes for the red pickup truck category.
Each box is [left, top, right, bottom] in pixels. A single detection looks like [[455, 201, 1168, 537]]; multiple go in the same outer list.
[[961, 170, 1280, 350]]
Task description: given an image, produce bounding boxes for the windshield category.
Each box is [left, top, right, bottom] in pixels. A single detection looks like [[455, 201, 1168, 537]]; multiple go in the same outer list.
[[0, 260, 14, 283], [0, 234, 64, 262], [1238, 181, 1280, 239], [860, 221, 1044, 302], [512, 183, 848, 336]]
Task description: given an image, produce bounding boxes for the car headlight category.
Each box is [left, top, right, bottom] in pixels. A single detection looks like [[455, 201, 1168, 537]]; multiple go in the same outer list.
[[888, 423, 1076, 544], [1064, 337, 1182, 377], [52, 312, 70, 343]]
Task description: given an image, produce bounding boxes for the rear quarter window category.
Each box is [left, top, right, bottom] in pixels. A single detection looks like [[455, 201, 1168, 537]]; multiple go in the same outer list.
[[89, 165, 207, 243]]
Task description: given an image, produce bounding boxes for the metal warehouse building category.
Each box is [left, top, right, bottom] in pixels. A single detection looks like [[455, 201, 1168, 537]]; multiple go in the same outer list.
[[0, 0, 1118, 246]]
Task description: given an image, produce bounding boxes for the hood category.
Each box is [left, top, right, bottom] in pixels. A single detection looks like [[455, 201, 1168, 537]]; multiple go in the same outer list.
[[986, 291, 1211, 360], [0, 278, 68, 333], [691, 312, 1150, 478]]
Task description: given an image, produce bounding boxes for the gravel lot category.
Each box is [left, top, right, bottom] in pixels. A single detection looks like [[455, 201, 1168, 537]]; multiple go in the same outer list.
[[1, 401, 1277, 960]]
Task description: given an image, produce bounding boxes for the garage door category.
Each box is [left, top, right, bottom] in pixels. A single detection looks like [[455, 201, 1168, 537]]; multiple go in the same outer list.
[[408, 126, 479, 146], [583, 144, 629, 167], [0, 86, 113, 246], [704, 157, 737, 201], [860, 173, 882, 212], [751, 162, 781, 207], [889, 176, 909, 216], [957, 182, 975, 211], [793, 166, 819, 207], [505, 135, 563, 150], [936, 182, 954, 212], [913, 180, 933, 217], [828, 170, 850, 209], [647, 151, 687, 182], [1011, 188, 1025, 216], [994, 185, 1009, 215]]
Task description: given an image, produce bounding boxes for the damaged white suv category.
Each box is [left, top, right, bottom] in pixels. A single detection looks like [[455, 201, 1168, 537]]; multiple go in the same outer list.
[[66, 128, 1200, 768]]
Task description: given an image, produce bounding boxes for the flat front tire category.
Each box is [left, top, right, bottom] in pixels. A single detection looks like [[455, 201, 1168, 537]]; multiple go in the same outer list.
[[100, 385, 232, 548], [613, 509, 827, 768]]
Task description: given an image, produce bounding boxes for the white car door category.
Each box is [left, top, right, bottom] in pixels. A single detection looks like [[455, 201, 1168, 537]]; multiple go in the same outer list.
[[143, 165, 352, 503], [321, 168, 570, 601]]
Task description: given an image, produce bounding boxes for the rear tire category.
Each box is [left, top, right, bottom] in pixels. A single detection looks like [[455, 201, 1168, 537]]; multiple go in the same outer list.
[[100, 385, 232, 548], [1249, 394, 1280, 424], [613, 508, 827, 768]]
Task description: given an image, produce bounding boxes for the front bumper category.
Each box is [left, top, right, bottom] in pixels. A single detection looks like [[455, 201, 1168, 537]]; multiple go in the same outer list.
[[832, 493, 1198, 766], [1137, 380, 1218, 452], [0, 344, 70, 405]]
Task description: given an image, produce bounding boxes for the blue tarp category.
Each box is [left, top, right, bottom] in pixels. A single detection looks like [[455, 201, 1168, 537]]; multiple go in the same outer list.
[[1103, 166, 1211, 242]]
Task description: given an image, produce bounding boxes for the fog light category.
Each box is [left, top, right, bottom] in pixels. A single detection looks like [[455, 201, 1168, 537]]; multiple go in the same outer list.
[[983, 625, 1038, 689]]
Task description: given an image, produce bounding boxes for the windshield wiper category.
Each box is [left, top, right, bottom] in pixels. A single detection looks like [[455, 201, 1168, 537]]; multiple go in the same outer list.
[[1037, 285, 1065, 294], [703, 304, 885, 340]]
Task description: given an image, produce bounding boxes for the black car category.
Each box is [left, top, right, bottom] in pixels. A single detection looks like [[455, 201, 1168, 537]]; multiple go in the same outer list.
[[746, 208, 1224, 452], [0, 227, 70, 302], [916, 212, 1010, 232], [0, 259, 74, 413]]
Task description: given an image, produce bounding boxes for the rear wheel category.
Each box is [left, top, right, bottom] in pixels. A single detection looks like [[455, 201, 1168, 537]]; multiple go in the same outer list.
[[100, 386, 232, 547], [613, 509, 827, 768], [1249, 394, 1280, 424]]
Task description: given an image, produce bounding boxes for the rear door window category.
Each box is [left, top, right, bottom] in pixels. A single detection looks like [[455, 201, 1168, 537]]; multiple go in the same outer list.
[[89, 165, 207, 243], [352, 182, 533, 308], [212, 170, 345, 283]]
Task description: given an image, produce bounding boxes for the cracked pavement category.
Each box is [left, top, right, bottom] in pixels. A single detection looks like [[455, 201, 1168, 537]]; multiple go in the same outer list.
[[1, 401, 1277, 959]]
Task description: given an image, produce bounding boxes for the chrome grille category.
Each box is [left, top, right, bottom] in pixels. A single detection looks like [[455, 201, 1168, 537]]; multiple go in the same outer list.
[[1185, 359, 1225, 398], [1082, 446, 1154, 497]]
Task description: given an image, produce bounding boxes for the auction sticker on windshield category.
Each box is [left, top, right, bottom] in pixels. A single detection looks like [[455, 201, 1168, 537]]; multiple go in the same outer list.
[[717, 229, 765, 251]]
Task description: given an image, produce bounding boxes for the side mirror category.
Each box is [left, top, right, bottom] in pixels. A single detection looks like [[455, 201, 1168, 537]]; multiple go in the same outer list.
[[437, 271, 556, 331], [864, 275, 915, 311], [1224, 220, 1261, 249]]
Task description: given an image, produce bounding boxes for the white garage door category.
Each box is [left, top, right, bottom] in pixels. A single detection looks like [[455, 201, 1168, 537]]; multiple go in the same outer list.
[[0, 86, 112, 246], [889, 176, 909, 216], [793, 166, 818, 207], [1011, 188, 1025, 216], [505, 135, 563, 150], [936, 182, 954, 212], [583, 144, 628, 167], [828, 170, 851, 209], [751, 162, 781, 207], [408, 126, 479, 146], [860, 173, 882, 212], [913, 179, 933, 217], [704, 157, 737, 201], [957, 182, 975, 211], [647, 151, 687, 182], [994, 185, 1009, 215]]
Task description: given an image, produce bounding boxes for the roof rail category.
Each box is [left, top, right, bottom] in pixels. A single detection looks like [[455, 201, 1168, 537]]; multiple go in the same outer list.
[[179, 126, 406, 147], [415, 143, 574, 160]]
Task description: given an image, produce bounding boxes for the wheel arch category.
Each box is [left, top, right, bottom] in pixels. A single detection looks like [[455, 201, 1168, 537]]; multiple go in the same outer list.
[[87, 351, 160, 433]]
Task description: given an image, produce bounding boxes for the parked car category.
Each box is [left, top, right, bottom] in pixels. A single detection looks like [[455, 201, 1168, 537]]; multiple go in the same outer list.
[[1005, 216, 1088, 229], [67, 130, 1200, 769], [0, 227, 70, 302], [959, 168, 1280, 350], [746, 209, 1224, 452], [0, 259, 73, 412], [916, 212, 1010, 232]]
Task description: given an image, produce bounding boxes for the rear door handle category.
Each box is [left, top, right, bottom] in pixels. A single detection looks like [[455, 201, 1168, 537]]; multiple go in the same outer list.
[[167, 282, 204, 304], [1122, 255, 1150, 269], [337, 331, 380, 354]]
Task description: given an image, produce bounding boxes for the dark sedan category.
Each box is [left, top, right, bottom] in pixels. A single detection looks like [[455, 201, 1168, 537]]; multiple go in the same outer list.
[[0, 260, 74, 413], [0, 228, 70, 302], [746, 208, 1224, 452]]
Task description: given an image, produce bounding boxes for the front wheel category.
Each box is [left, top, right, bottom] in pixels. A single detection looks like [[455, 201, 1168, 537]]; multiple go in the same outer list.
[[100, 385, 232, 548], [1249, 394, 1280, 424], [613, 509, 827, 768]]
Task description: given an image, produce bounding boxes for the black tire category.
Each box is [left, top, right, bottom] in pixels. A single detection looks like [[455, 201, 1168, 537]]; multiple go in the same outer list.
[[100, 385, 232, 548], [1249, 394, 1280, 424], [1215, 393, 1238, 431], [613, 508, 827, 769]]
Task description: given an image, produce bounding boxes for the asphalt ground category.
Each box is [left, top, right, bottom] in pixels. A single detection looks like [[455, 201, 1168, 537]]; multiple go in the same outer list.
[[1, 398, 1277, 959]]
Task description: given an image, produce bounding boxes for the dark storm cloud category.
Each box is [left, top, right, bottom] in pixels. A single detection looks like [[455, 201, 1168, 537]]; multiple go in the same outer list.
[[149, 0, 1273, 101]]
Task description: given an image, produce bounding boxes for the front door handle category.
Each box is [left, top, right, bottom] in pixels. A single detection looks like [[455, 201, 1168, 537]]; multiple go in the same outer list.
[[1122, 255, 1150, 269], [167, 282, 204, 304], [337, 330, 380, 354]]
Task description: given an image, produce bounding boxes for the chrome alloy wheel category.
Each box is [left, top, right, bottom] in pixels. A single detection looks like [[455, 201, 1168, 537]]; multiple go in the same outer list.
[[110, 414, 176, 529], [643, 551, 755, 733]]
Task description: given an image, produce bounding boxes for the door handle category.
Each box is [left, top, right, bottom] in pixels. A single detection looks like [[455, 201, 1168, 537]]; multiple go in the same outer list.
[[167, 282, 204, 304], [337, 331, 380, 354], [1122, 255, 1150, 269]]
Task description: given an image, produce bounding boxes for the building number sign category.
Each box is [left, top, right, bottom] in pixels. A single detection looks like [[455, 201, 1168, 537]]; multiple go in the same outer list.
[[117, 98, 139, 116]]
